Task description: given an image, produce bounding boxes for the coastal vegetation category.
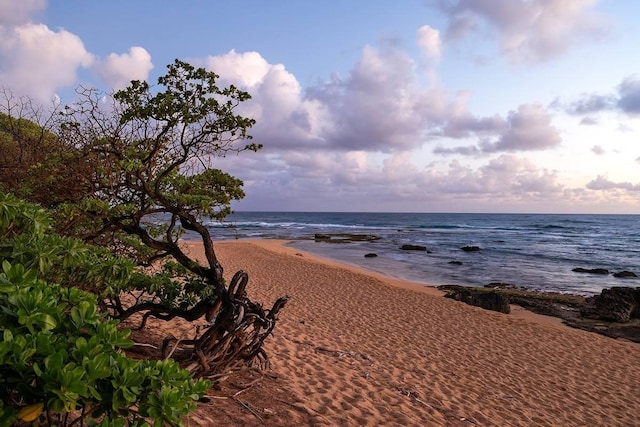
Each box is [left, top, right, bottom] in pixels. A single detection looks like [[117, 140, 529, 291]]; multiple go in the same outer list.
[[0, 61, 287, 424]]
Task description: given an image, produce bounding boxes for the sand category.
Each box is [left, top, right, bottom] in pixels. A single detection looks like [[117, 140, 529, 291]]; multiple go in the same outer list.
[[175, 240, 640, 426]]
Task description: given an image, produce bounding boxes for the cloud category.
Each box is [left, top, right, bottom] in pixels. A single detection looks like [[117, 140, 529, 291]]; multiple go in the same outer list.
[[93, 46, 153, 90], [416, 25, 442, 60], [559, 74, 640, 117], [434, 0, 608, 64], [201, 50, 324, 148], [0, 0, 45, 26], [586, 175, 640, 191], [617, 75, 640, 115], [579, 117, 598, 125], [486, 104, 561, 151], [565, 93, 616, 115], [204, 45, 478, 153], [591, 145, 605, 155], [0, 23, 94, 101], [435, 104, 561, 155], [225, 151, 567, 212]]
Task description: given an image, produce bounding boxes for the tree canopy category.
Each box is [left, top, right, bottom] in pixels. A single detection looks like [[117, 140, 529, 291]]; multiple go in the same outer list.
[[0, 60, 287, 379]]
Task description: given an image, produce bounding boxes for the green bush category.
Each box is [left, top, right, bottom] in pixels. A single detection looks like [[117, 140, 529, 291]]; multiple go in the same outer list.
[[0, 193, 210, 425]]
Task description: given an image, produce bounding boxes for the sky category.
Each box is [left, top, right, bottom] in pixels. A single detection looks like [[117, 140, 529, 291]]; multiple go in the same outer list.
[[1, 0, 640, 213]]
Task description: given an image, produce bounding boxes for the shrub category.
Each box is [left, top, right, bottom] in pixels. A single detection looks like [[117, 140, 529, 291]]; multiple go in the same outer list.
[[0, 260, 209, 426], [0, 192, 209, 425]]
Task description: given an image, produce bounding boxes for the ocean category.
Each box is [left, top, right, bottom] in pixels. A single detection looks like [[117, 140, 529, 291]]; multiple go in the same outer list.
[[192, 212, 640, 296]]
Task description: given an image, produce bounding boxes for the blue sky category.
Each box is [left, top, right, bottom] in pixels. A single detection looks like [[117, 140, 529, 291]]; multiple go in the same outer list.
[[1, 0, 640, 213]]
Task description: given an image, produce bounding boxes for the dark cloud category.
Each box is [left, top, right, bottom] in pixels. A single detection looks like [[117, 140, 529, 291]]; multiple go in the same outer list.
[[439, 114, 507, 138], [566, 94, 616, 115], [559, 74, 640, 117], [579, 117, 598, 125], [586, 175, 640, 191], [433, 145, 480, 155], [617, 75, 640, 114]]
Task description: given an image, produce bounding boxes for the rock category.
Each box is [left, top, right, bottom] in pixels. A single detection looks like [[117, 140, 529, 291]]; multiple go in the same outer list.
[[572, 267, 610, 275], [314, 233, 381, 243], [364, 253, 378, 258], [461, 245, 480, 252], [580, 287, 640, 323], [484, 282, 516, 289], [443, 289, 511, 314], [448, 260, 463, 265], [400, 244, 428, 251], [613, 271, 637, 278]]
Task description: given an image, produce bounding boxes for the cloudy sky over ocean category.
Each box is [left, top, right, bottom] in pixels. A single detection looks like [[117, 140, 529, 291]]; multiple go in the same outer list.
[[1, 0, 639, 213]]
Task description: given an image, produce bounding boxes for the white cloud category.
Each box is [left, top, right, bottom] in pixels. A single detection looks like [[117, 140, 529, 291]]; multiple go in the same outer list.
[[201, 50, 325, 147], [435, 0, 608, 64], [486, 104, 561, 152], [203, 50, 271, 88], [0, 0, 45, 26], [416, 25, 442, 60], [0, 23, 93, 101], [94, 46, 153, 90]]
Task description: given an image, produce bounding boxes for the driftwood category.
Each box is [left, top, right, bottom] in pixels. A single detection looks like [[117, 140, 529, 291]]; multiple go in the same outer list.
[[158, 270, 288, 378]]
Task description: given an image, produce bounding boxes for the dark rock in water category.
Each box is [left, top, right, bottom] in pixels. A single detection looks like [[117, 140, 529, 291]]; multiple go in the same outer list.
[[461, 245, 480, 252], [314, 233, 381, 243], [364, 253, 378, 258], [613, 271, 637, 278], [442, 288, 511, 314], [400, 244, 428, 251], [572, 267, 610, 275], [448, 260, 463, 265], [484, 282, 516, 289], [580, 287, 640, 323]]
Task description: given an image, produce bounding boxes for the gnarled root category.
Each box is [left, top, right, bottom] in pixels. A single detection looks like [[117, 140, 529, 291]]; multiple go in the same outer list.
[[162, 270, 288, 380]]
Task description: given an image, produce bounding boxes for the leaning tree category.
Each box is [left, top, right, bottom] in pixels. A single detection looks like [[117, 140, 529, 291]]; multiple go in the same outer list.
[[8, 60, 287, 378]]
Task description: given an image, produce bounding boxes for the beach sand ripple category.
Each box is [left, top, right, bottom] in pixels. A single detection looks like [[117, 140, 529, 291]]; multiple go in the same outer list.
[[175, 240, 640, 426]]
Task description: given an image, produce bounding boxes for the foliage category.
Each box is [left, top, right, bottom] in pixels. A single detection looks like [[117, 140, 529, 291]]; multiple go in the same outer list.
[[0, 92, 92, 206], [0, 61, 288, 379], [0, 193, 209, 426]]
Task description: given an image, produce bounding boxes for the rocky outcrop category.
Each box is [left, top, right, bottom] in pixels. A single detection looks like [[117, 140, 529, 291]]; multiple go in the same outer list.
[[364, 253, 378, 258], [572, 267, 609, 275], [440, 286, 510, 314], [580, 287, 640, 323], [461, 245, 480, 252], [314, 233, 381, 243], [400, 244, 429, 252], [448, 261, 463, 265], [613, 271, 637, 278], [437, 284, 640, 343]]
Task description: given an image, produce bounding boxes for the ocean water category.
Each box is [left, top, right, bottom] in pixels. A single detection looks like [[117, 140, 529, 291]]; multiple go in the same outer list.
[[194, 212, 640, 296]]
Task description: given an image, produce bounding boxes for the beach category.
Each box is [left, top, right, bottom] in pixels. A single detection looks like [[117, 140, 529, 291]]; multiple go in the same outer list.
[[178, 240, 640, 426]]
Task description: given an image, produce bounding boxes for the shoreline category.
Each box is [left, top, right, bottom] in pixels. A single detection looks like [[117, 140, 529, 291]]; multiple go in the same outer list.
[[179, 239, 640, 426], [241, 239, 570, 329]]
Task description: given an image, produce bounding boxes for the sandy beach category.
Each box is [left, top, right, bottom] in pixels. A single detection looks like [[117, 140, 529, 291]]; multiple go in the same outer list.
[[174, 240, 640, 426]]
